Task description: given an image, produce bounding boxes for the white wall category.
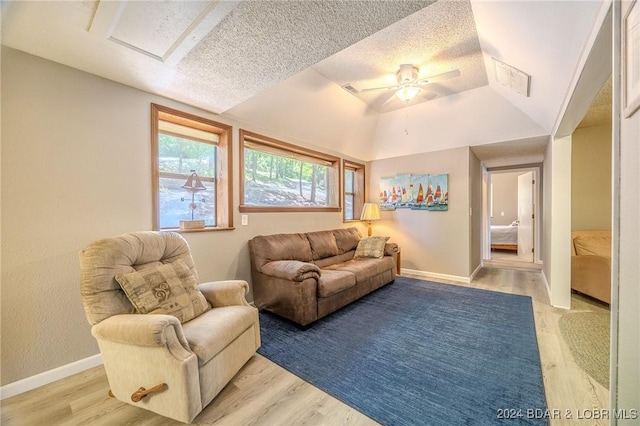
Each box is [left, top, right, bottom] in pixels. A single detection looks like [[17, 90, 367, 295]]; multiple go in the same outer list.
[[542, 135, 572, 309], [612, 0, 640, 419], [0, 47, 369, 386], [371, 86, 548, 160]]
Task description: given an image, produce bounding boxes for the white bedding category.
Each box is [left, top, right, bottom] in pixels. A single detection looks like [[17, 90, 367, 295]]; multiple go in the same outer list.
[[491, 225, 518, 245]]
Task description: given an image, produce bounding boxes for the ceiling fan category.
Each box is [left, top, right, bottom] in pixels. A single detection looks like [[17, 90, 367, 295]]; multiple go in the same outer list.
[[359, 64, 460, 103]]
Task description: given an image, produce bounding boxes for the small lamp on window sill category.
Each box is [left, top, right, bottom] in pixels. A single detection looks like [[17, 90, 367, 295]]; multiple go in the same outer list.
[[360, 203, 381, 237], [180, 170, 206, 230]]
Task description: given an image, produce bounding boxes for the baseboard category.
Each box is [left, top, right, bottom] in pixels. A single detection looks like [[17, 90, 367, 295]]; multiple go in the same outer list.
[[541, 269, 551, 302], [400, 268, 470, 284], [0, 354, 103, 400], [469, 263, 483, 282], [541, 270, 571, 310]]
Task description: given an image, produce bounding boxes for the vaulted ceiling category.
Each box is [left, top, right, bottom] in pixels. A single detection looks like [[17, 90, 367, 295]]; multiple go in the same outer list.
[[1, 1, 609, 161]]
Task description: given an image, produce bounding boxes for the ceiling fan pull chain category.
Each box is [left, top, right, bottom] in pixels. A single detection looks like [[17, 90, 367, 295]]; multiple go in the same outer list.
[[405, 109, 409, 135]]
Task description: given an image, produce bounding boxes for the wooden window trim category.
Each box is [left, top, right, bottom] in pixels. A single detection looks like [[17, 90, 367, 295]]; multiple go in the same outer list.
[[343, 159, 366, 222], [151, 103, 233, 232], [239, 129, 342, 213]]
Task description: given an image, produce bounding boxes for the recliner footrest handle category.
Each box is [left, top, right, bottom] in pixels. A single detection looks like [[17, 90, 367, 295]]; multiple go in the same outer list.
[[131, 383, 167, 402]]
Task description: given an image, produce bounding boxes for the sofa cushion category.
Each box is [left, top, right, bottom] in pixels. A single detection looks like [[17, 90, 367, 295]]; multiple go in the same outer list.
[[317, 270, 357, 298], [307, 231, 340, 260], [333, 227, 361, 254], [354, 236, 390, 259], [182, 305, 256, 365], [314, 251, 355, 269], [250, 233, 313, 271], [115, 260, 210, 323], [327, 257, 395, 282], [574, 236, 611, 257]]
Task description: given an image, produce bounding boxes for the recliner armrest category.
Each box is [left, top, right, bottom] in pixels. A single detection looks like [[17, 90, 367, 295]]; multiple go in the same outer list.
[[92, 314, 191, 352], [260, 260, 320, 282], [199, 280, 252, 307]]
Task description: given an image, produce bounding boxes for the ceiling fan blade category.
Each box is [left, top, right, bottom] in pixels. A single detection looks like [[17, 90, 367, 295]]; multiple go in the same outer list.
[[421, 91, 438, 101], [360, 84, 401, 93], [417, 69, 461, 85], [378, 91, 398, 106]]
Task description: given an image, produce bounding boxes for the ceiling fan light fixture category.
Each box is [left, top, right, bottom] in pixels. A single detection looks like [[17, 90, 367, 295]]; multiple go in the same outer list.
[[396, 85, 420, 102]]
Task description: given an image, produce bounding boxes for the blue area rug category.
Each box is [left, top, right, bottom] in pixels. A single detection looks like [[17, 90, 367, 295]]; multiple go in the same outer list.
[[258, 277, 548, 425]]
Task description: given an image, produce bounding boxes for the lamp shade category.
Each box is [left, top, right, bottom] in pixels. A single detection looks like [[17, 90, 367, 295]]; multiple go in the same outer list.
[[360, 203, 381, 221]]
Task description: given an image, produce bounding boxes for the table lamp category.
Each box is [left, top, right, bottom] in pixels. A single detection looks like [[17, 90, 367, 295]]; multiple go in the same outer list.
[[360, 203, 381, 236]]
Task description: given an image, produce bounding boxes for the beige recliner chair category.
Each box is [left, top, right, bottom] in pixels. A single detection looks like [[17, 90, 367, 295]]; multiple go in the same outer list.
[[79, 231, 260, 423]]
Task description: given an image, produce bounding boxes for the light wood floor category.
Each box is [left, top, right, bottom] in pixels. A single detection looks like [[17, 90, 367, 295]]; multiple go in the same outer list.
[[1, 266, 610, 425]]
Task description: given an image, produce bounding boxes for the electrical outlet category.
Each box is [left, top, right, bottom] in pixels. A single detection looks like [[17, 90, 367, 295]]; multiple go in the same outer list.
[[501, 211, 505, 216], [241, 215, 248, 226]]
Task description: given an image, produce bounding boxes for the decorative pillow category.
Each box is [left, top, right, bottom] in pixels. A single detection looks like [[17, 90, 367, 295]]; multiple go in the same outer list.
[[115, 260, 210, 323], [354, 236, 390, 259]]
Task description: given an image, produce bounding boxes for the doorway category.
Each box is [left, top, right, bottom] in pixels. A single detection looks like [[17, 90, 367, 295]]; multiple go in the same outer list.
[[484, 166, 541, 265]]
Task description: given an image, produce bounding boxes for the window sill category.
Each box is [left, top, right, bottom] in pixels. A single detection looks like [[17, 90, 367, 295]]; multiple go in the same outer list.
[[159, 227, 235, 233], [239, 206, 341, 213]]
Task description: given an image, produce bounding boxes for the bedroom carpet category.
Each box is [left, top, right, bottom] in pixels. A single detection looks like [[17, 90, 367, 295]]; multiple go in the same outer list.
[[559, 311, 610, 389], [257, 276, 548, 425]]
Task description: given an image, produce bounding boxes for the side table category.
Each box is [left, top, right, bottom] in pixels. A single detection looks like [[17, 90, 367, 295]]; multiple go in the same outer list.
[[396, 247, 401, 275]]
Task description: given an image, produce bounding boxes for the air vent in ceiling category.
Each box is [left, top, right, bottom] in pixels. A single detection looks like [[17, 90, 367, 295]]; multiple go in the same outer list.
[[341, 84, 359, 95], [493, 58, 530, 97]]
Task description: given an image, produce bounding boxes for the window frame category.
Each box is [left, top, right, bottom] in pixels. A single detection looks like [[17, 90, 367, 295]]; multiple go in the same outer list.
[[343, 159, 366, 222], [151, 103, 233, 232], [239, 129, 341, 213]]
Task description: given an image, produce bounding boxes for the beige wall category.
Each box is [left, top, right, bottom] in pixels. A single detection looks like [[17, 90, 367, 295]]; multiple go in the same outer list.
[[469, 150, 483, 275], [0, 47, 369, 385], [490, 172, 520, 226], [571, 123, 612, 230], [368, 147, 471, 278]]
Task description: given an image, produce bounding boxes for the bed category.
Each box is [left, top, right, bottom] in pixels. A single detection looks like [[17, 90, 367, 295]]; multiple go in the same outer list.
[[491, 223, 518, 251]]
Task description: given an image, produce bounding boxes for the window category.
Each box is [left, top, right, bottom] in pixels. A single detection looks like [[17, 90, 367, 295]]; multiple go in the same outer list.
[[151, 104, 232, 231], [343, 160, 365, 221], [240, 130, 340, 212]]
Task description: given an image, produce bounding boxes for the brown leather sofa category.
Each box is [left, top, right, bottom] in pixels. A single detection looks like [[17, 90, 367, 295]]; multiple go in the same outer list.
[[571, 230, 611, 304], [249, 227, 398, 326]]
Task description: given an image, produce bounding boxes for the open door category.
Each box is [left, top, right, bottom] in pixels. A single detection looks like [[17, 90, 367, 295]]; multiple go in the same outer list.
[[517, 171, 534, 261]]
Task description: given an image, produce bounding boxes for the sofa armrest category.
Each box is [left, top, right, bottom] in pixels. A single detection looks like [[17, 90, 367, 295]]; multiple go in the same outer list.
[[572, 254, 611, 271], [384, 243, 399, 256], [260, 260, 320, 282], [571, 255, 611, 303], [92, 314, 191, 353], [199, 280, 252, 308]]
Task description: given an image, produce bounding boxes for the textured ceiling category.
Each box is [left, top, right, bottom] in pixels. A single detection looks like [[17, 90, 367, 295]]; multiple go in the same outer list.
[[1, 0, 608, 161], [177, 0, 435, 111], [577, 76, 612, 129], [313, 0, 488, 113], [0, 0, 433, 113]]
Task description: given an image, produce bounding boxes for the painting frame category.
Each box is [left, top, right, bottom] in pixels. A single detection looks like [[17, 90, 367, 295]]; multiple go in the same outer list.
[[623, 0, 640, 118]]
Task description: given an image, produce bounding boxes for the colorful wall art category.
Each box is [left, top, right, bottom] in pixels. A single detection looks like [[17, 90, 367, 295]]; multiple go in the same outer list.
[[379, 173, 448, 211]]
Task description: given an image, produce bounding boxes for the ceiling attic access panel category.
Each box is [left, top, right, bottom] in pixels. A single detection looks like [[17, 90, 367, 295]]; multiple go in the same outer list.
[[89, 0, 240, 65]]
